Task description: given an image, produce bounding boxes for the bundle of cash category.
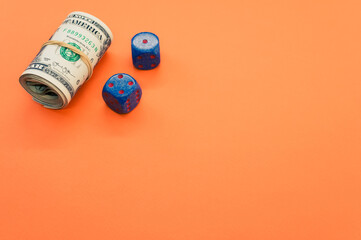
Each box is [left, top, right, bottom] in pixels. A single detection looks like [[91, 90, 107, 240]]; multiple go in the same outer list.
[[19, 11, 113, 109]]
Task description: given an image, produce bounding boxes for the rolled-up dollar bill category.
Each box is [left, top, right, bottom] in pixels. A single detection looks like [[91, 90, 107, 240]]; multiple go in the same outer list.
[[19, 11, 113, 109]]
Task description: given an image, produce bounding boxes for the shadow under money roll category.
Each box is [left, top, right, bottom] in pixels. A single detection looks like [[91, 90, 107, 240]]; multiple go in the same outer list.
[[19, 11, 113, 109]]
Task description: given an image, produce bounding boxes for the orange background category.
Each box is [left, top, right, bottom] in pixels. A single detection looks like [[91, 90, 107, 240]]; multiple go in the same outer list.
[[1, 0, 361, 239]]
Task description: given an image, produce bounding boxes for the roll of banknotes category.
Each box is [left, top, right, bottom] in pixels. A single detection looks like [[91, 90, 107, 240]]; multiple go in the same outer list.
[[19, 11, 113, 109]]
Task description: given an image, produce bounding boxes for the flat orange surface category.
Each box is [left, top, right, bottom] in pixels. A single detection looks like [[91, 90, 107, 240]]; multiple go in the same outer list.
[[1, 0, 361, 239]]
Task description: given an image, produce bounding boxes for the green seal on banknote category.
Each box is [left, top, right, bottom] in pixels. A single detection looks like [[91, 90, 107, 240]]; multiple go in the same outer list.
[[60, 42, 81, 62]]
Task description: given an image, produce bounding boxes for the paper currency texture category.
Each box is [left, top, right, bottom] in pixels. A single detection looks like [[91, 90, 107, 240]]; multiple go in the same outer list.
[[19, 11, 113, 109]]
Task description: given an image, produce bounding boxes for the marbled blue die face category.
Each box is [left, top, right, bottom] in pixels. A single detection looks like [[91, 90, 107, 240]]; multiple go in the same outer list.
[[102, 73, 142, 114], [132, 32, 159, 50], [131, 32, 160, 70]]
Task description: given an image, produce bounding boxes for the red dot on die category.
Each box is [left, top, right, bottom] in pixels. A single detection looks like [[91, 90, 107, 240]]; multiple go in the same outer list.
[[128, 81, 134, 86], [151, 64, 156, 67], [150, 55, 156, 59], [138, 65, 143, 68], [137, 56, 142, 60], [108, 83, 114, 87], [118, 74, 123, 79], [143, 39, 148, 44], [119, 90, 124, 94]]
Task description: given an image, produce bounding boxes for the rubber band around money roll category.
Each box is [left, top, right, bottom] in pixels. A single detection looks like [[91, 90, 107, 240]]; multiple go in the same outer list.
[[42, 40, 93, 79]]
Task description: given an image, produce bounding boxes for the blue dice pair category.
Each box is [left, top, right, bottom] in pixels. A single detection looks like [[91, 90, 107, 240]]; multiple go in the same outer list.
[[102, 73, 142, 114], [102, 32, 160, 114]]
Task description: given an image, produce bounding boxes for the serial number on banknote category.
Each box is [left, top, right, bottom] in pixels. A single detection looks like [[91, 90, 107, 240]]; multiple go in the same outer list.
[[62, 28, 98, 52]]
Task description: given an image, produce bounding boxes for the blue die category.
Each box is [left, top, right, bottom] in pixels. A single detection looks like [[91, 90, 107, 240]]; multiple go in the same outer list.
[[131, 32, 160, 70], [102, 73, 142, 114]]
